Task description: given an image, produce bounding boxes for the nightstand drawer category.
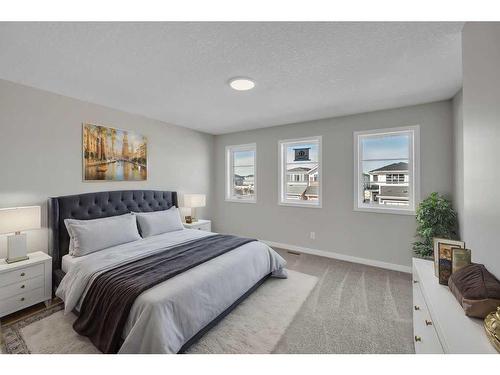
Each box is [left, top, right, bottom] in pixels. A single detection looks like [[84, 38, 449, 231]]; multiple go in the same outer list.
[[183, 220, 212, 231], [0, 275, 44, 300], [195, 223, 211, 231], [0, 287, 44, 316], [0, 263, 44, 287]]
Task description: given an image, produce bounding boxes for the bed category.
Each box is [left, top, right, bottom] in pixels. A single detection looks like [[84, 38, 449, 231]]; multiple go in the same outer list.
[[48, 190, 286, 353]]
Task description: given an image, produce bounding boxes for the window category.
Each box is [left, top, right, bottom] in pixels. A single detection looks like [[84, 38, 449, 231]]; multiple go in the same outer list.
[[354, 126, 420, 214], [279, 136, 322, 207], [225, 143, 256, 203]]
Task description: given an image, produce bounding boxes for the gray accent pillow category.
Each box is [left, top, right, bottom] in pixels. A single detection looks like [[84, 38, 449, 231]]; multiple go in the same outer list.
[[133, 207, 184, 238], [64, 213, 141, 257]]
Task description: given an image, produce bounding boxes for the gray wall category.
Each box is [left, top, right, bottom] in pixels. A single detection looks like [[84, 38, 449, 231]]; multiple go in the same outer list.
[[461, 23, 500, 278], [0, 79, 214, 258], [213, 101, 454, 268], [452, 89, 464, 237]]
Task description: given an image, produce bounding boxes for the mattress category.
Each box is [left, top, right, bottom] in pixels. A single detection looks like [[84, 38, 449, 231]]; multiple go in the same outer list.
[[61, 253, 86, 273]]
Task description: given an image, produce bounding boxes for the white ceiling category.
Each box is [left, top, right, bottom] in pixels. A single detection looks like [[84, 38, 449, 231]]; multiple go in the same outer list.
[[0, 22, 463, 134]]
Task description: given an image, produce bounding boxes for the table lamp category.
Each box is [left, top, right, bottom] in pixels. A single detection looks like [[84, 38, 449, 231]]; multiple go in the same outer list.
[[0, 206, 41, 263], [183, 194, 206, 223]]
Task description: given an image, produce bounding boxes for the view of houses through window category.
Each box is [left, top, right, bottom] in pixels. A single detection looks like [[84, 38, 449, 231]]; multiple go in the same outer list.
[[360, 131, 411, 208], [226, 130, 415, 211], [226, 144, 256, 202], [280, 137, 321, 206]]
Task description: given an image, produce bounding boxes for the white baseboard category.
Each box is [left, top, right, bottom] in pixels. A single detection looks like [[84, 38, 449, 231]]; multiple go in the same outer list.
[[262, 240, 411, 274]]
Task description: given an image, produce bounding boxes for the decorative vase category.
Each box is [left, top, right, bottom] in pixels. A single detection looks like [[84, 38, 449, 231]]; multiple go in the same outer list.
[[484, 306, 500, 353]]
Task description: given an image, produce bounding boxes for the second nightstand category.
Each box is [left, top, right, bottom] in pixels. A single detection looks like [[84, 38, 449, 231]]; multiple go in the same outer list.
[[183, 219, 211, 232]]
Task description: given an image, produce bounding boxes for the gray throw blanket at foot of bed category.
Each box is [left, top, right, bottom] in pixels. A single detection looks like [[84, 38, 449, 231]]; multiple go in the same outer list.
[[73, 234, 257, 353]]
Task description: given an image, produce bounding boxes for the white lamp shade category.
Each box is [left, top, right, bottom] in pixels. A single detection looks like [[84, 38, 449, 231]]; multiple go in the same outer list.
[[0, 206, 41, 234], [183, 194, 206, 208]]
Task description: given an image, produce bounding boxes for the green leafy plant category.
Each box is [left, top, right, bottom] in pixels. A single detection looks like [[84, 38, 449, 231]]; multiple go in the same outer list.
[[413, 192, 457, 258]]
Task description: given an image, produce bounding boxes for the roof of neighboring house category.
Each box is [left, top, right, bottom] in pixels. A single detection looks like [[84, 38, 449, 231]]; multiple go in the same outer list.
[[307, 165, 318, 175], [287, 167, 311, 173], [234, 174, 254, 178], [369, 162, 408, 173]]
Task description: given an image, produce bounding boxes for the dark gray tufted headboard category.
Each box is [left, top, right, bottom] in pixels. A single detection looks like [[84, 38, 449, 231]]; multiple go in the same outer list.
[[48, 190, 178, 289]]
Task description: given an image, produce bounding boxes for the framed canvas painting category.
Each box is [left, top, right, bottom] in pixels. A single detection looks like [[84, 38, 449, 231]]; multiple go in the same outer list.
[[83, 123, 148, 181]]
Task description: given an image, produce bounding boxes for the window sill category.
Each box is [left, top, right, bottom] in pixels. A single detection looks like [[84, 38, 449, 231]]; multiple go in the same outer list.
[[354, 206, 415, 215], [225, 198, 257, 204], [279, 201, 322, 209]]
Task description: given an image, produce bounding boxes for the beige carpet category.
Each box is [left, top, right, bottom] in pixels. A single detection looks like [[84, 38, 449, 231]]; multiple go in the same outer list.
[[2, 270, 317, 354], [273, 249, 414, 354]]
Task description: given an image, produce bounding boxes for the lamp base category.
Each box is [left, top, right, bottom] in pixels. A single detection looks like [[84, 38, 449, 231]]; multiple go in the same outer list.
[[6, 255, 30, 264], [6, 233, 29, 264]]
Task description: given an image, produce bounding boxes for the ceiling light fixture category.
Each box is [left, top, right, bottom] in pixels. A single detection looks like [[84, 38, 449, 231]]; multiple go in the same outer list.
[[229, 77, 255, 91]]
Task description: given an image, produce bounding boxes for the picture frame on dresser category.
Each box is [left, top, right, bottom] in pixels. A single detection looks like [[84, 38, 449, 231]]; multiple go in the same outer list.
[[451, 248, 471, 274], [438, 244, 453, 285], [433, 238, 465, 277]]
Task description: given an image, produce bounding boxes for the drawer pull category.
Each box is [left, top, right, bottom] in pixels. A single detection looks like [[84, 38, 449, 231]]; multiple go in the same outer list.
[[20, 272, 26, 277], [414, 305, 420, 311], [414, 335, 422, 342], [425, 320, 433, 326], [413, 280, 419, 284], [20, 297, 25, 301], [21, 284, 25, 289]]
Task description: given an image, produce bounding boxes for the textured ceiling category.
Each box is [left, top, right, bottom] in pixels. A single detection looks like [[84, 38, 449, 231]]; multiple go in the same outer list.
[[0, 22, 463, 134]]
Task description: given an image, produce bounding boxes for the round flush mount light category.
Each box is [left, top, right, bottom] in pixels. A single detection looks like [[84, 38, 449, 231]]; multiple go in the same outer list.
[[229, 77, 255, 91]]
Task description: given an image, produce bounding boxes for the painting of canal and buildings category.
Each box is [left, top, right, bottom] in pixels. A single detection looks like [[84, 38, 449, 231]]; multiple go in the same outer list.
[[83, 123, 147, 181]]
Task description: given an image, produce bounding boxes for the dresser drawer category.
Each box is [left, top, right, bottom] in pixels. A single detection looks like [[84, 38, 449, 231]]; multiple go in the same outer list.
[[0, 275, 44, 300], [0, 287, 44, 316], [413, 281, 444, 353], [0, 263, 44, 287]]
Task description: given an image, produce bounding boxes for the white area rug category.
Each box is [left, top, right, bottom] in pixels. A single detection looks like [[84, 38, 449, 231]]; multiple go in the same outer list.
[[2, 270, 317, 354]]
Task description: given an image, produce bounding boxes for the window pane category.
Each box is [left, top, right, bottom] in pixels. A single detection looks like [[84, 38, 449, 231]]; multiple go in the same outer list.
[[233, 166, 255, 198], [226, 144, 256, 202], [233, 150, 255, 166], [361, 159, 409, 207], [361, 133, 409, 161], [281, 139, 320, 204]]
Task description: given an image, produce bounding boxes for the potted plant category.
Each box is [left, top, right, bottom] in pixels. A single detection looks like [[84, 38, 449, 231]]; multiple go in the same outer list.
[[413, 192, 457, 258]]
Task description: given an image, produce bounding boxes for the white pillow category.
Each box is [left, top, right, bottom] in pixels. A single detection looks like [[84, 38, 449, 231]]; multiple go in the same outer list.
[[133, 207, 184, 238], [64, 213, 141, 257]]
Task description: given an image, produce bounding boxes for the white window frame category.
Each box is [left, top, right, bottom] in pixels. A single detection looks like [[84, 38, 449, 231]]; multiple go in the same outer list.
[[279, 136, 322, 208], [225, 143, 257, 203], [354, 125, 420, 215]]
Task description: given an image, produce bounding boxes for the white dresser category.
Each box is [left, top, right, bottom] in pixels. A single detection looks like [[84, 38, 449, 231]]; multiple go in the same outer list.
[[183, 219, 211, 232], [0, 252, 52, 318], [412, 258, 496, 353]]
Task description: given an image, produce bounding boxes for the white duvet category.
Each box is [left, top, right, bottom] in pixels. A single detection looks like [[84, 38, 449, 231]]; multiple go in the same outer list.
[[56, 229, 287, 353]]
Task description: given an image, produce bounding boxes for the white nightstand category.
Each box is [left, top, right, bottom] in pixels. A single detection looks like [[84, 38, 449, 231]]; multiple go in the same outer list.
[[183, 219, 211, 232], [0, 252, 52, 318]]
